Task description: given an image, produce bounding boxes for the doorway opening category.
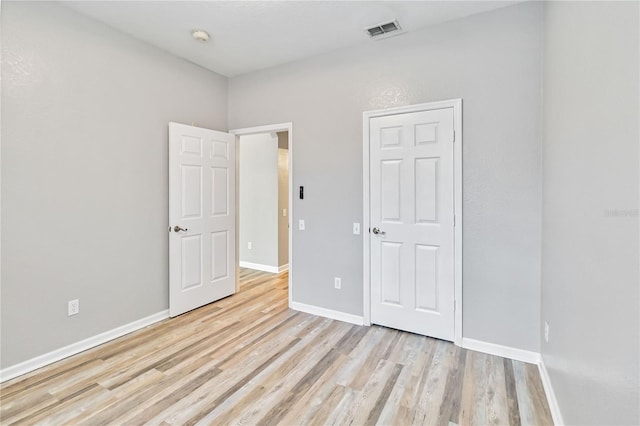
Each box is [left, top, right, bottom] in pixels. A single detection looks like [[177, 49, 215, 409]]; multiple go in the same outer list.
[[231, 123, 293, 306]]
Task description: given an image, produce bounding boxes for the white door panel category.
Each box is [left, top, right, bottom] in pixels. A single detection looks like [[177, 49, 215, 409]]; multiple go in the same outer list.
[[169, 122, 236, 317], [370, 108, 455, 341]]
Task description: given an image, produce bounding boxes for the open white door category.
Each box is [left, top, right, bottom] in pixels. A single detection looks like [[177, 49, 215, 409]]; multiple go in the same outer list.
[[169, 122, 236, 317], [369, 106, 457, 341]]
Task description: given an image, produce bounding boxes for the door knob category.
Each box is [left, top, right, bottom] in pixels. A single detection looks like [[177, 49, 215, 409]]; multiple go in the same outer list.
[[173, 226, 188, 232], [372, 227, 385, 235]]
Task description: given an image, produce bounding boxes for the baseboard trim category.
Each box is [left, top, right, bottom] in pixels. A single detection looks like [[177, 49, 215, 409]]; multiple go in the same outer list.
[[290, 301, 364, 326], [461, 337, 541, 364], [0, 310, 169, 383], [239, 261, 279, 273], [538, 356, 564, 425], [278, 264, 289, 273]]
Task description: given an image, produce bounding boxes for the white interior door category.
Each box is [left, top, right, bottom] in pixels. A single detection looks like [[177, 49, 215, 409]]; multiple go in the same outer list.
[[169, 122, 236, 317], [370, 107, 455, 341]]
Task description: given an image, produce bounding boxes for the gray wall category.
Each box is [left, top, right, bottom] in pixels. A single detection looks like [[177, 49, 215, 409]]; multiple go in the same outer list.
[[238, 133, 279, 268], [541, 2, 639, 424], [229, 2, 543, 351], [1, 2, 228, 367]]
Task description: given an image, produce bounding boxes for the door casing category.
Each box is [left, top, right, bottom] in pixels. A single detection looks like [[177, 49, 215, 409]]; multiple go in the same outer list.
[[363, 100, 463, 346], [229, 123, 293, 307]]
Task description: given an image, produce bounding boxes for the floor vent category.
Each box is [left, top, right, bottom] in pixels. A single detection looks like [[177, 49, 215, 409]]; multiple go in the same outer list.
[[365, 20, 403, 40]]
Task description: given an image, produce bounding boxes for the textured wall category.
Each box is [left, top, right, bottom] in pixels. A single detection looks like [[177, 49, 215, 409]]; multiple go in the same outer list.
[[1, 2, 228, 367], [229, 2, 543, 351], [541, 2, 639, 424]]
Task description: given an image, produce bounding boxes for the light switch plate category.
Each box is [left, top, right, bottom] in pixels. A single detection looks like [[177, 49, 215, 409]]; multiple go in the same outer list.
[[299, 219, 305, 231], [353, 223, 361, 235]]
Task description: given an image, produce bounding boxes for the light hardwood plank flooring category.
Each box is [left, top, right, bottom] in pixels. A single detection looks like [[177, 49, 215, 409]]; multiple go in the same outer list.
[[1, 269, 553, 425]]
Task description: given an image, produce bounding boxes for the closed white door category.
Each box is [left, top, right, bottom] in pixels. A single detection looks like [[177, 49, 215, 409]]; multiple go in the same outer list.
[[169, 122, 236, 317], [370, 108, 455, 341]]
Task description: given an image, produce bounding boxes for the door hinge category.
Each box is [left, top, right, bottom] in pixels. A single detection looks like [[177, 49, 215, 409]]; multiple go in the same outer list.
[[453, 130, 456, 143], [454, 215, 456, 227]]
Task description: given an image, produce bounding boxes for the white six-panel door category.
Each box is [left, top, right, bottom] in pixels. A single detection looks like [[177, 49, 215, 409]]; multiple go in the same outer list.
[[169, 123, 236, 317], [370, 107, 456, 341]]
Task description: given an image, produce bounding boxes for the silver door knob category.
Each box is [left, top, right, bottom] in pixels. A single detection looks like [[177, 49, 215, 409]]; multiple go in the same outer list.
[[173, 226, 188, 232], [372, 227, 385, 235]]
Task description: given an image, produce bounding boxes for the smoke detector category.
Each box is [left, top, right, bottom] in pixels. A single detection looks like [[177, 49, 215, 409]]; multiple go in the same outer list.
[[365, 20, 404, 40], [191, 29, 210, 42]]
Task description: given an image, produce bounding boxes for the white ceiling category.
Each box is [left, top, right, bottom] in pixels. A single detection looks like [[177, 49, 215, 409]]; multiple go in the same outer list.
[[62, 1, 521, 77]]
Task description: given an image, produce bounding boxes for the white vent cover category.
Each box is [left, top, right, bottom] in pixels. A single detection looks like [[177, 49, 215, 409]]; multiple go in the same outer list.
[[365, 20, 403, 40]]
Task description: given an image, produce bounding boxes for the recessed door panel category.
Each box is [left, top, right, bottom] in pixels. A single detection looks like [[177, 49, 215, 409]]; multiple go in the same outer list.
[[181, 166, 202, 219], [381, 160, 402, 222], [211, 167, 228, 216], [181, 235, 202, 291], [381, 242, 402, 306], [181, 136, 202, 156], [415, 245, 438, 312], [380, 126, 402, 148], [415, 158, 438, 223], [415, 123, 438, 145], [211, 140, 228, 160], [211, 231, 228, 281]]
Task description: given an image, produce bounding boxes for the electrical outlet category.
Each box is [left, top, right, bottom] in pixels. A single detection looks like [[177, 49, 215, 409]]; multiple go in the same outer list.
[[283, 209, 287, 217], [353, 223, 360, 235], [248, 241, 252, 250], [334, 277, 342, 289], [68, 299, 79, 316], [544, 321, 549, 343], [299, 219, 305, 231]]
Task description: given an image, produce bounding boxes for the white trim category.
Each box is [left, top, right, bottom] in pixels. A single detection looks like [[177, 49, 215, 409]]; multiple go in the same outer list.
[[539, 356, 565, 425], [0, 310, 169, 383], [452, 100, 463, 345], [362, 99, 463, 345], [461, 337, 541, 364], [290, 301, 364, 326], [278, 263, 289, 273], [362, 109, 371, 327], [239, 261, 279, 274], [230, 123, 293, 309]]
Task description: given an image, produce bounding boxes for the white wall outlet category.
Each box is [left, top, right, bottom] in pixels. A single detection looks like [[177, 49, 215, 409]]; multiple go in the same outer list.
[[68, 299, 79, 316], [299, 219, 305, 230], [334, 277, 342, 289], [544, 321, 549, 343], [353, 223, 360, 235], [248, 241, 252, 250], [283, 209, 287, 217]]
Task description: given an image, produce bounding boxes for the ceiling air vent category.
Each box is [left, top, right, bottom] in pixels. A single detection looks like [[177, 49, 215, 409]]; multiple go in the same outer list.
[[365, 20, 403, 40]]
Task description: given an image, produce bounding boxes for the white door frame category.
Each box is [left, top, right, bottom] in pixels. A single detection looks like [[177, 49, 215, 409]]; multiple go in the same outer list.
[[363, 100, 463, 346], [229, 123, 293, 306]]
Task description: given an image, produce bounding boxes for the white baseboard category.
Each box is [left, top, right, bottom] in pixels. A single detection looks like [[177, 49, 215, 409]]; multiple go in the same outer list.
[[0, 310, 169, 383], [278, 264, 289, 273], [290, 301, 364, 326], [538, 356, 564, 425], [239, 261, 279, 273], [461, 337, 541, 364]]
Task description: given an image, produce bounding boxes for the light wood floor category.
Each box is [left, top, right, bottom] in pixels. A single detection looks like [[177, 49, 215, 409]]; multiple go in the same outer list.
[[1, 269, 552, 425]]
